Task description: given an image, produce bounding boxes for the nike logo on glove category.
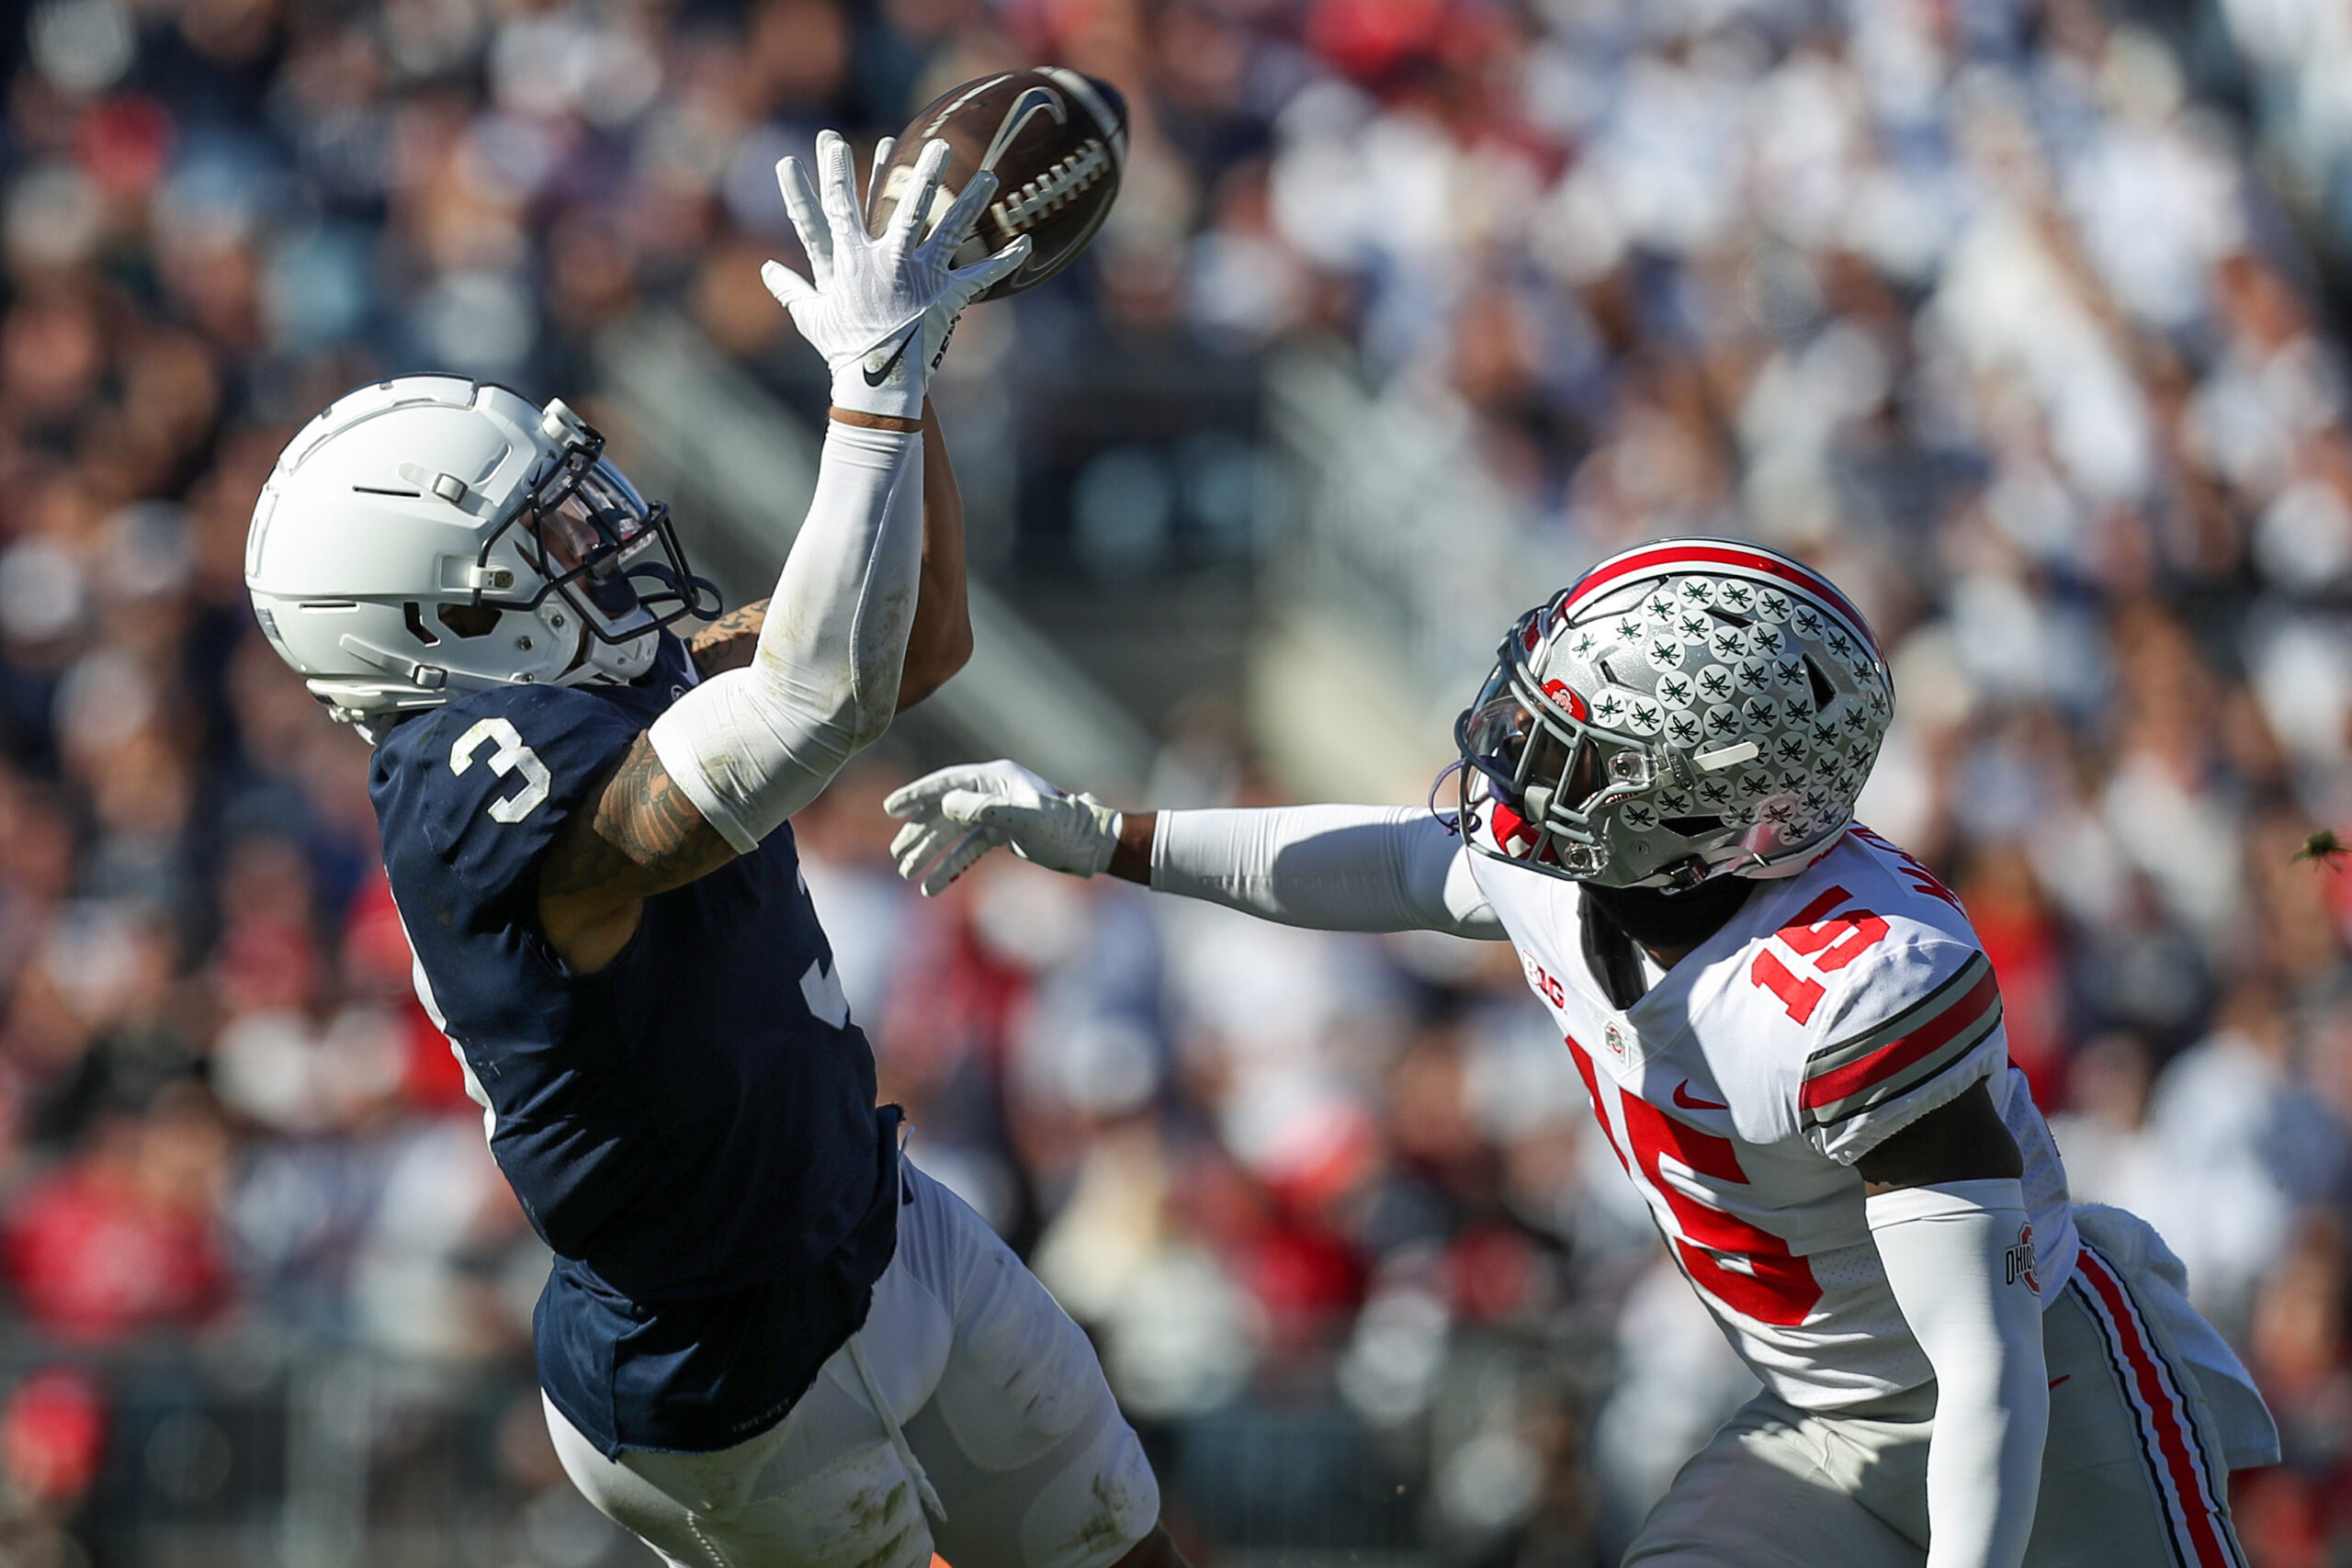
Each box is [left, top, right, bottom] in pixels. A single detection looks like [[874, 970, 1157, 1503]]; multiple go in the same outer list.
[[1672, 1080, 1729, 1111], [863, 329, 916, 386]]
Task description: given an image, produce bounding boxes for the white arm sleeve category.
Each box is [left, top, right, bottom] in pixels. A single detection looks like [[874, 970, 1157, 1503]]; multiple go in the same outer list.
[[1149, 806, 1505, 939], [1868, 1178, 2049, 1568], [647, 421, 922, 852]]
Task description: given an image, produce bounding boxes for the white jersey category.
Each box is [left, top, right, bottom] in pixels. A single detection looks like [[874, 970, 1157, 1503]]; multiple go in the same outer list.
[[1468, 825, 2079, 1411]]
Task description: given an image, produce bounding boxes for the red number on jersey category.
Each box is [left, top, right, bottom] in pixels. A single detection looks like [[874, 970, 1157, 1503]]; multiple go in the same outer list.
[[1748, 884, 1891, 1021], [1777, 886, 1891, 973], [1561, 1033, 1822, 1326], [1749, 950, 1826, 1024]]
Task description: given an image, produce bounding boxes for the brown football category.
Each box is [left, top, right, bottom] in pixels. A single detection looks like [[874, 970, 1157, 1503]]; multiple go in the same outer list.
[[867, 69, 1128, 301]]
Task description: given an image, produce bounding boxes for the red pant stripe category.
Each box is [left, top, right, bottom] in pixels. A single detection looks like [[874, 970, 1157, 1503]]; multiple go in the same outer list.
[[2073, 1247, 2238, 1568]]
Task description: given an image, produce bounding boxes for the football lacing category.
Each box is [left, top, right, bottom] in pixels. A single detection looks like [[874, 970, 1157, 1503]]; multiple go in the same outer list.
[[990, 140, 1111, 238]]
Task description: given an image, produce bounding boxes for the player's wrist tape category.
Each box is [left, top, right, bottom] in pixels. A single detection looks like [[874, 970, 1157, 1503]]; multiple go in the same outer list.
[[1868, 1177, 2046, 1568], [650, 422, 922, 852]]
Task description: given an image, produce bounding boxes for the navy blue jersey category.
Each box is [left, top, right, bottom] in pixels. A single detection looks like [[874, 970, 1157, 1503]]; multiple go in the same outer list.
[[369, 637, 897, 1456]]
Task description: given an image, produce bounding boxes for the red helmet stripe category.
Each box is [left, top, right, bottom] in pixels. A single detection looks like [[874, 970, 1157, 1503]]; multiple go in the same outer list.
[[1565, 543, 1877, 657]]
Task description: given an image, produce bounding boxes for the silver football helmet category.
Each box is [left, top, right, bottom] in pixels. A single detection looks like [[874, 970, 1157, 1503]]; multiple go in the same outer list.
[[1455, 537, 1893, 889], [245, 376, 718, 739]]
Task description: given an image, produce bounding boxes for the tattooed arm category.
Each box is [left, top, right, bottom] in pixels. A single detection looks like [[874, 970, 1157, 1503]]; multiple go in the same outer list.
[[686, 406, 970, 708], [686, 599, 767, 678], [537, 734, 739, 972]]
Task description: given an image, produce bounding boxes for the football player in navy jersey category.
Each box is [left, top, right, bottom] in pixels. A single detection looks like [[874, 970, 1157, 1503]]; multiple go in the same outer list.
[[244, 132, 1182, 1568]]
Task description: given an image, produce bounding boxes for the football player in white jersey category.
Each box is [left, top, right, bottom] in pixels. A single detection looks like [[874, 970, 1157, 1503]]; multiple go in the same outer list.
[[886, 539, 2279, 1568]]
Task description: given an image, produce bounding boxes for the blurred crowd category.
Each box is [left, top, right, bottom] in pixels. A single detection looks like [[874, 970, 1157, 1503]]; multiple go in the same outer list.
[[0, 0, 2348, 1563]]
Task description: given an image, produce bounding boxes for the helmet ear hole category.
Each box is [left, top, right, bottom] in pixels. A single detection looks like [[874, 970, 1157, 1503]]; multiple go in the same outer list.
[[402, 602, 440, 647], [436, 603, 503, 639]]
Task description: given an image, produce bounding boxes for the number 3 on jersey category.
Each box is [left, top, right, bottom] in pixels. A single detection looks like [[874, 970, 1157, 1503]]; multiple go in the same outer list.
[[451, 717, 552, 822]]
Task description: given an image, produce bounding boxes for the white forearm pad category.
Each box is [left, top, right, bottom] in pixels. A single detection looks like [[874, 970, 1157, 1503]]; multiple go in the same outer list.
[[649, 421, 922, 852], [1151, 807, 1500, 937], [1868, 1178, 2048, 1568]]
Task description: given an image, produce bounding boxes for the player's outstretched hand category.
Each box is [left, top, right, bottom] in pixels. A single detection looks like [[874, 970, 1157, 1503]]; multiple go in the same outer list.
[[762, 130, 1029, 421], [885, 761, 1120, 897]]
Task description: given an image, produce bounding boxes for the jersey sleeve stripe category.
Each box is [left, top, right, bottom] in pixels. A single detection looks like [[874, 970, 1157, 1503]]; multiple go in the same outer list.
[[1799, 1000, 2001, 1129], [1801, 952, 1991, 1077], [1799, 964, 2003, 1128]]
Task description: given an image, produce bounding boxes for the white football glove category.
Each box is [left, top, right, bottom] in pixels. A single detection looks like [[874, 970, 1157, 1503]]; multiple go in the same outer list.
[[885, 760, 1123, 896], [762, 130, 1029, 420]]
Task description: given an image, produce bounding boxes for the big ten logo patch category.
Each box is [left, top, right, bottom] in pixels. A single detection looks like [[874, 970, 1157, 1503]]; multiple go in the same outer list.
[[1603, 1021, 1632, 1066]]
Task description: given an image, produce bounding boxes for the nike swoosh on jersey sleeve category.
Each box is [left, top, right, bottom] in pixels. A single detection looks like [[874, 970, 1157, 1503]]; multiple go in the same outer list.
[[1798, 953, 2003, 1131]]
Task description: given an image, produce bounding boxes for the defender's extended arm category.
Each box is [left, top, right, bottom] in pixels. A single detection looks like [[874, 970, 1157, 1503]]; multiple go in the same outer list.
[[1146, 806, 1500, 938], [884, 761, 1504, 940]]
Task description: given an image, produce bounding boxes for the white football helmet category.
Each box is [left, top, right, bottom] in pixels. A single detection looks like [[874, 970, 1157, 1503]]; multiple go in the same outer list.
[[1455, 537, 1893, 889], [245, 376, 718, 739]]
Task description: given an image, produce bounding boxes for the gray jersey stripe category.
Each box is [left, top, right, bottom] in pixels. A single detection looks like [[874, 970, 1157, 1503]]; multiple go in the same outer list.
[[1804, 952, 1993, 1078], [1800, 1002, 2003, 1129]]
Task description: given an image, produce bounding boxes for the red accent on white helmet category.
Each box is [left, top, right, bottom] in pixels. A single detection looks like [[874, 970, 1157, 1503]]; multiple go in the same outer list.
[[1565, 540, 1881, 661]]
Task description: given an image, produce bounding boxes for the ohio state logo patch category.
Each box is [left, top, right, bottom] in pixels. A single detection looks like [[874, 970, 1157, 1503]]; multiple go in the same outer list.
[[1543, 680, 1589, 721], [2006, 1223, 2040, 1296]]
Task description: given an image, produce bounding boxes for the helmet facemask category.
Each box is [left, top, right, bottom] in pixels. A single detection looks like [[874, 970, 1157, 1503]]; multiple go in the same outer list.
[[475, 422, 718, 678], [1455, 606, 1689, 884]]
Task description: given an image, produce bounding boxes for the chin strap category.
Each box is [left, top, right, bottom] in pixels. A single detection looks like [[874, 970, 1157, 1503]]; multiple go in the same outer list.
[[1647, 816, 1849, 892]]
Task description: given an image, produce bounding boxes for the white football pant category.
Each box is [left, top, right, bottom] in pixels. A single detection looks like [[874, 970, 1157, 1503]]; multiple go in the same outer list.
[[545, 1160, 1159, 1568], [1626, 1216, 2256, 1567]]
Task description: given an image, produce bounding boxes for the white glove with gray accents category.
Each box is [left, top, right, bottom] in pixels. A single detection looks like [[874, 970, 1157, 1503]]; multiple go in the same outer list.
[[763, 130, 1029, 420], [886, 761, 1122, 896]]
